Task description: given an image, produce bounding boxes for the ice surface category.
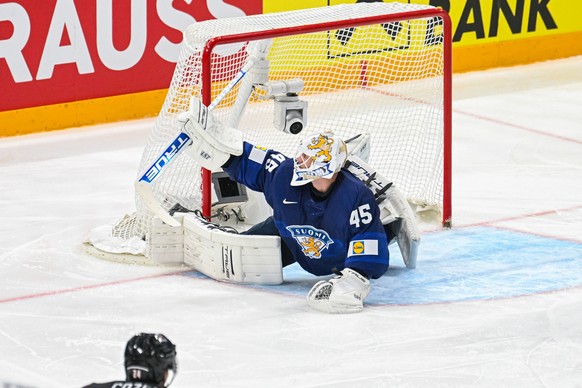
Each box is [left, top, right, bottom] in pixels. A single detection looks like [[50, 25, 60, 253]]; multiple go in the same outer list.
[[1, 56, 581, 388]]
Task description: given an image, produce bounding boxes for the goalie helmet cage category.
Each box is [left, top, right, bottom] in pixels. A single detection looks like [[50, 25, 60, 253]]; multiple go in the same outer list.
[[109, 2, 452, 248]]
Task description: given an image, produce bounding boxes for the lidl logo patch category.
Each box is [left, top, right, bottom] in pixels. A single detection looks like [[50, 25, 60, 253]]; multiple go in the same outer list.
[[352, 241, 365, 254], [348, 239, 379, 257]]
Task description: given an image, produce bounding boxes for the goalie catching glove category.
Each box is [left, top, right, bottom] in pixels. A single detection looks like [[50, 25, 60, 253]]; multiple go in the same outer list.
[[178, 96, 244, 170], [307, 268, 371, 314]]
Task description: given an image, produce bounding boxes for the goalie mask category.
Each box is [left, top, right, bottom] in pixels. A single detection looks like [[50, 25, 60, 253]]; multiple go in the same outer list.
[[125, 333, 177, 387], [291, 132, 348, 186]]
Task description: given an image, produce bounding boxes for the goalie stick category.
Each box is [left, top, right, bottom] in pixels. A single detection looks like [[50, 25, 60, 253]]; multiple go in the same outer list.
[[134, 51, 262, 227]]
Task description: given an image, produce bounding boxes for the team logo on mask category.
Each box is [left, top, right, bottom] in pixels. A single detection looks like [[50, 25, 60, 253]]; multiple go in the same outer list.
[[286, 225, 334, 259], [307, 134, 335, 162]]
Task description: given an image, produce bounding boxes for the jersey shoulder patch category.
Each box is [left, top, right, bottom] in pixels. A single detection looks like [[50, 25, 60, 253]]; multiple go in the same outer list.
[[347, 239, 379, 257], [249, 145, 268, 164]]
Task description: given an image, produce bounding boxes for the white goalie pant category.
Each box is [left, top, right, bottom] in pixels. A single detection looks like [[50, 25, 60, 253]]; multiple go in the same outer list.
[[345, 155, 421, 269], [182, 214, 283, 285]]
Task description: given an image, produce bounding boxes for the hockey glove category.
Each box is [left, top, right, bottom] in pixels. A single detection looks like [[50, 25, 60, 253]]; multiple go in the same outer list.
[[179, 96, 244, 171], [307, 268, 371, 314]]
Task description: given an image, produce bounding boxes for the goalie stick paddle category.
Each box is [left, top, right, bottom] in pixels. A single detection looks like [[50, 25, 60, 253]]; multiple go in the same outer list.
[[135, 57, 259, 227]]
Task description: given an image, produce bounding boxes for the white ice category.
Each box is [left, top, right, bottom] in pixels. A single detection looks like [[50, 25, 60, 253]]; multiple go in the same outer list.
[[1, 56, 581, 388]]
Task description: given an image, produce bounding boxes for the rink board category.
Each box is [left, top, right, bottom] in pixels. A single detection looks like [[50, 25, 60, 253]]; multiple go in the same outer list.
[[185, 226, 582, 305]]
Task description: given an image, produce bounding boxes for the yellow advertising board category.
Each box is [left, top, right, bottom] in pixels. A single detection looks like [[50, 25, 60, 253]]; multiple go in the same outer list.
[[2, 0, 580, 136], [264, 0, 582, 71]]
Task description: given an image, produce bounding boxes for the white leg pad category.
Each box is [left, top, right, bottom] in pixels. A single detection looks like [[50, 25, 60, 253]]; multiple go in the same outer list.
[[383, 185, 421, 269], [346, 155, 420, 269], [345, 133, 371, 163], [183, 214, 283, 285], [148, 213, 185, 265]]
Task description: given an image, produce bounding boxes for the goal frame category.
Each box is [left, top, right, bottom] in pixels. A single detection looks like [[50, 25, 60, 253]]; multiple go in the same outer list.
[[198, 7, 453, 227]]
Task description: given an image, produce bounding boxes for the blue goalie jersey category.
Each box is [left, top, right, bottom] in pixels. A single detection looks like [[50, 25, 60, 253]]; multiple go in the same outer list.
[[223, 142, 389, 279]]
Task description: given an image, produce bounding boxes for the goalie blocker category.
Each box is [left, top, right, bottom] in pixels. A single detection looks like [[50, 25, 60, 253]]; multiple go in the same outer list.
[[179, 96, 244, 171]]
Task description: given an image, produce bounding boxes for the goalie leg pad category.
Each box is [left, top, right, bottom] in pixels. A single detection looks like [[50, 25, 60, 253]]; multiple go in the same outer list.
[[382, 185, 420, 269], [346, 155, 420, 269], [345, 133, 371, 163], [183, 213, 283, 285], [148, 213, 186, 265]]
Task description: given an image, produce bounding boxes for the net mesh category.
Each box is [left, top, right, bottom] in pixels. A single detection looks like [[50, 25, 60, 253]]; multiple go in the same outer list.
[[111, 2, 447, 243]]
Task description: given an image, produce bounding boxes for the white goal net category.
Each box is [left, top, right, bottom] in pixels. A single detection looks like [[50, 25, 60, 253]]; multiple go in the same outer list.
[[87, 2, 452, 261]]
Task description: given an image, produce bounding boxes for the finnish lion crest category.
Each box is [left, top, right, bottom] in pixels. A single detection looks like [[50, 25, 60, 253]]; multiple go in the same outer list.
[[286, 225, 334, 259]]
